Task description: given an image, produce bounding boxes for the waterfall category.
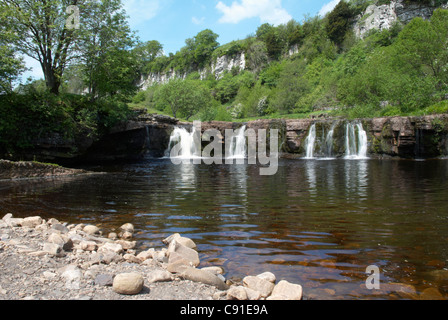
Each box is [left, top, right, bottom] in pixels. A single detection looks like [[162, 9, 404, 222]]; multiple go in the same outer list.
[[227, 125, 247, 159], [304, 124, 317, 159], [345, 122, 368, 159], [165, 126, 201, 159], [324, 123, 337, 159]]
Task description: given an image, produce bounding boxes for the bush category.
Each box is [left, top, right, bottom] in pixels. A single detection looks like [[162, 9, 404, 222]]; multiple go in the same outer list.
[[0, 91, 133, 155], [424, 101, 448, 115]]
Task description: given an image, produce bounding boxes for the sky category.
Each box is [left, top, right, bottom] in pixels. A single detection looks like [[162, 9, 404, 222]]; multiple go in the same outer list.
[[22, 0, 341, 80]]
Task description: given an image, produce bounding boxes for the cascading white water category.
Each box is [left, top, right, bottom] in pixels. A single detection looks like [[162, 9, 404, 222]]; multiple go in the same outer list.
[[165, 126, 201, 159], [227, 125, 247, 159], [324, 123, 337, 159], [345, 122, 368, 159], [304, 124, 317, 159]]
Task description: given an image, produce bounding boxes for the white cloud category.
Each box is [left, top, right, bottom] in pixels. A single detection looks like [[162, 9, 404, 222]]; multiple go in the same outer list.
[[318, 0, 341, 17], [216, 0, 292, 26], [122, 0, 161, 27], [192, 16, 205, 25]]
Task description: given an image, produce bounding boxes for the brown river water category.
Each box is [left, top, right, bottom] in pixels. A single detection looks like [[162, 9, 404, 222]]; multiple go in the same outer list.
[[1, 158, 447, 300]]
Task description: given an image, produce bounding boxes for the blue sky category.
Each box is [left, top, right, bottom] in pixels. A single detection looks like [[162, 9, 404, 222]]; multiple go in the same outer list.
[[23, 0, 341, 80]]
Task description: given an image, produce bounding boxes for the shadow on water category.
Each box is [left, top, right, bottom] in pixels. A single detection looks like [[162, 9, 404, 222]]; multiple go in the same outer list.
[[1, 157, 448, 300]]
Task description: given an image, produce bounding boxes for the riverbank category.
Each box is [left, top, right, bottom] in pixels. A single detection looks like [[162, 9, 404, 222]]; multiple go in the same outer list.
[[0, 213, 303, 300], [0, 160, 96, 181]]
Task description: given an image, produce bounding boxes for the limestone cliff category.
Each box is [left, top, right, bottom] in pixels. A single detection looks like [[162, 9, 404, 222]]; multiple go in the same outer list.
[[354, 0, 448, 38], [139, 52, 246, 90]]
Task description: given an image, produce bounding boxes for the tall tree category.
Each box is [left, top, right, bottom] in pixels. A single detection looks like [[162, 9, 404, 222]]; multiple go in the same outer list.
[[1, 0, 83, 94], [0, 16, 26, 93], [76, 0, 137, 100], [326, 0, 353, 47], [133, 40, 163, 75]]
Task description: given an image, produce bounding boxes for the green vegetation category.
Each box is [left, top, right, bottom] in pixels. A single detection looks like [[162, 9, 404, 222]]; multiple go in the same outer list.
[[136, 1, 448, 122]]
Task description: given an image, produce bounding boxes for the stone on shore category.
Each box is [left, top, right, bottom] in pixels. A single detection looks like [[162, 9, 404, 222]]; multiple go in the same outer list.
[[136, 248, 155, 262], [47, 233, 73, 251], [80, 240, 98, 252], [177, 266, 228, 291], [113, 273, 144, 295], [83, 225, 100, 235], [167, 240, 200, 267], [52, 223, 69, 234], [120, 223, 134, 234], [43, 242, 65, 257], [98, 242, 124, 255], [147, 270, 173, 284], [267, 280, 303, 300], [163, 233, 196, 249], [256, 272, 276, 283], [227, 286, 247, 300], [242, 276, 275, 298], [21, 216, 43, 228]]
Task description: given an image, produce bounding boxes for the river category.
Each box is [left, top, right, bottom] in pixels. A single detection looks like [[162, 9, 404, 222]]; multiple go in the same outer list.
[[1, 158, 447, 300]]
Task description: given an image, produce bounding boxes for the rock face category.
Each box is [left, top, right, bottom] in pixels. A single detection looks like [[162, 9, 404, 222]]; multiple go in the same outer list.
[[354, 0, 448, 38], [5, 112, 448, 164], [139, 52, 246, 90], [198, 115, 448, 159]]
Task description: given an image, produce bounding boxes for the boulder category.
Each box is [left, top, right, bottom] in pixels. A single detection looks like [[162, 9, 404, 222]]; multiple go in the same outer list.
[[268, 280, 303, 300], [227, 286, 248, 300], [115, 240, 136, 250], [98, 242, 123, 255], [52, 223, 69, 234], [256, 272, 276, 283], [136, 248, 155, 262], [113, 273, 144, 295], [21, 216, 43, 228], [167, 240, 200, 267], [47, 233, 73, 251], [43, 242, 65, 257], [177, 267, 228, 291], [80, 240, 98, 252], [83, 225, 100, 235], [119, 223, 135, 233], [243, 276, 275, 298], [147, 270, 173, 284]]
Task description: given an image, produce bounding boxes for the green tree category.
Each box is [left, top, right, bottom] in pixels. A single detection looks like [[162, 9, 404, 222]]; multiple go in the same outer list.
[[326, 0, 354, 46], [77, 0, 137, 100], [192, 29, 220, 68], [133, 40, 164, 75], [393, 9, 448, 89], [0, 22, 25, 93], [1, 0, 82, 94], [154, 79, 213, 120]]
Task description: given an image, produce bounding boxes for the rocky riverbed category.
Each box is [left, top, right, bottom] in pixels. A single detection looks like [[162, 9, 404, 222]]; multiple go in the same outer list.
[[0, 213, 303, 301]]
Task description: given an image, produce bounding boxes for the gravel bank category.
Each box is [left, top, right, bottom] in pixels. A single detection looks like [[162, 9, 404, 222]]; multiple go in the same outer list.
[[0, 213, 303, 301]]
